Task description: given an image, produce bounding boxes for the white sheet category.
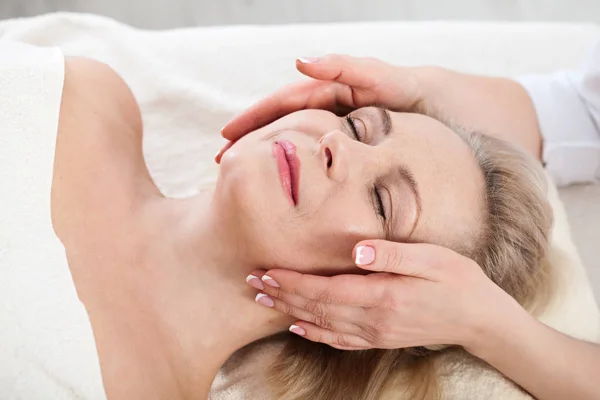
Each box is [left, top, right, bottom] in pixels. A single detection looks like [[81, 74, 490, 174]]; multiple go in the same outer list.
[[0, 12, 598, 399]]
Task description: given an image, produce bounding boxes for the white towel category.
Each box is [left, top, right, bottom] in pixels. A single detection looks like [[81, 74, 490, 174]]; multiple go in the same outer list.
[[0, 42, 105, 400], [0, 13, 598, 399]]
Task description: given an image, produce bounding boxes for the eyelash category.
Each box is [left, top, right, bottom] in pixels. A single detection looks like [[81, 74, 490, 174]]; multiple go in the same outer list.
[[373, 187, 386, 220], [345, 115, 361, 142], [346, 115, 386, 220]]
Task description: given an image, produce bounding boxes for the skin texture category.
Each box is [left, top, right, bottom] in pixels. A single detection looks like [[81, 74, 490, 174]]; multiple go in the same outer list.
[[220, 106, 485, 271], [229, 54, 600, 400], [51, 58, 491, 399]]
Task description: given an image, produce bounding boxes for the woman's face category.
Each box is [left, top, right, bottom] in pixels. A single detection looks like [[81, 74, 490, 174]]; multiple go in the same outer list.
[[218, 108, 485, 273]]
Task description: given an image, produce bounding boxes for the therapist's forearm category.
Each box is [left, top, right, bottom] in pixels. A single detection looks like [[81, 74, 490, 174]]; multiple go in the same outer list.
[[467, 303, 600, 400], [416, 67, 543, 160]]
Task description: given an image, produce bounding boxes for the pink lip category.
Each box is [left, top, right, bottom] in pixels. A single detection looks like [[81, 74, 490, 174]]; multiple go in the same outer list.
[[272, 140, 300, 206]]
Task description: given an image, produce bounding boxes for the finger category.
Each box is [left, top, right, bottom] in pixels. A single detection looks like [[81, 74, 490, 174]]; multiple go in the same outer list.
[[224, 54, 386, 140], [288, 321, 373, 350], [214, 140, 234, 164], [353, 240, 466, 281], [245, 269, 267, 290], [296, 54, 386, 89], [328, 344, 369, 351], [221, 79, 339, 141], [222, 79, 361, 140], [260, 270, 386, 307], [254, 293, 360, 334], [260, 283, 360, 323], [298, 55, 421, 113]]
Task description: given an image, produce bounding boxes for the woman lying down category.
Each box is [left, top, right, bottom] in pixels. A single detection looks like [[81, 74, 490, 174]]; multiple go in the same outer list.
[[52, 56, 554, 400]]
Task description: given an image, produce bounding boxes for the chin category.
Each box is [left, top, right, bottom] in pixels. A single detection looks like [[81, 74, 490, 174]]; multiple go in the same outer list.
[[217, 146, 283, 239]]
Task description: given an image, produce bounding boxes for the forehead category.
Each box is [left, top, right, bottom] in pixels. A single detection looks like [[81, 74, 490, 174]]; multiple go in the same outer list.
[[382, 111, 486, 248]]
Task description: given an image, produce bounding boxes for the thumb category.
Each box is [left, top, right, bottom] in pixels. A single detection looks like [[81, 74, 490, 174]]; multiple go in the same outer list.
[[353, 240, 448, 281], [296, 54, 385, 88]]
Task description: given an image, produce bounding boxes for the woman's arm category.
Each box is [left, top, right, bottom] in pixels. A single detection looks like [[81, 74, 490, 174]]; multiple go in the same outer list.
[[470, 304, 600, 400], [53, 58, 192, 399], [52, 57, 156, 241]]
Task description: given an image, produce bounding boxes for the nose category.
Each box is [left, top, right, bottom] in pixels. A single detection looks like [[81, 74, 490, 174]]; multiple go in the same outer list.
[[319, 130, 376, 182]]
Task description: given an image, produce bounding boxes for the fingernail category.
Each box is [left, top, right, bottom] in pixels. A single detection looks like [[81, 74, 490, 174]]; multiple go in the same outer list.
[[355, 245, 375, 266], [289, 325, 306, 336], [297, 57, 320, 64], [246, 274, 264, 290], [262, 275, 280, 288], [255, 293, 274, 307]]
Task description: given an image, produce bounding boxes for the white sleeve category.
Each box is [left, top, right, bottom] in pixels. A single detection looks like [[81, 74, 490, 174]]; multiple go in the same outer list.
[[517, 41, 600, 187]]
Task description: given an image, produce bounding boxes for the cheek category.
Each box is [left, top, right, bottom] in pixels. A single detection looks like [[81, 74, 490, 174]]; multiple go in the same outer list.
[[288, 201, 381, 274]]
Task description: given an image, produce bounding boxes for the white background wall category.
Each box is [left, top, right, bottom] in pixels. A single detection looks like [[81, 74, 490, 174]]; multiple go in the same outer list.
[[1, 0, 600, 28]]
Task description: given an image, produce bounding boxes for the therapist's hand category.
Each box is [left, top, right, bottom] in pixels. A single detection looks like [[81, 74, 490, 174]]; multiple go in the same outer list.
[[246, 239, 521, 352], [216, 55, 426, 162]]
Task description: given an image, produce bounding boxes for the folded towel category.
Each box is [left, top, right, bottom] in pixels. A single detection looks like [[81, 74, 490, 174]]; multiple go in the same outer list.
[[0, 41, 105, 400]]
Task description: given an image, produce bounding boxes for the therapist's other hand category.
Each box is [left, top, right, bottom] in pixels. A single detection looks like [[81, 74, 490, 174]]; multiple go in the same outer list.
[[246, 240, 519, 352], [216, 55, 425, 162], [218, 54, 542, 163]]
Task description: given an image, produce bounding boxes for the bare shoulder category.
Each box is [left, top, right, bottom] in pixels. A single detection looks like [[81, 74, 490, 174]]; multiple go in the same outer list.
[[61, 57, 142, 132], [52, 57, 154, 242]]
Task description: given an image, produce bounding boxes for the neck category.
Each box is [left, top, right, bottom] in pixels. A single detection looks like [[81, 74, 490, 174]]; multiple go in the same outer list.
[[159, 188, 293, 393]]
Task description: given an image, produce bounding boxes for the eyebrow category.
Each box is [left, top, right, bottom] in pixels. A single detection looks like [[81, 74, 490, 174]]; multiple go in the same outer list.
[[393, 168, 422, 242], [372, 108, 422, 237], [379, 108, 393, 137]]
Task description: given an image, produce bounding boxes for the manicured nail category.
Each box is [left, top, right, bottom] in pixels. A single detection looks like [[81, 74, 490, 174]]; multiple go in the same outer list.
[[262, 275, 280, 288], [289, 325, 306, 336], [297, 57, 320, 64], [255, 293, 274, 307], [246, 274, 264, 290], [355, 245, 375, 266]]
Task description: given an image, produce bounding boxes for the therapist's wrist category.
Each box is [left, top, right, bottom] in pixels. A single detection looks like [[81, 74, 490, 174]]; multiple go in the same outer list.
[[462, 292, 538, 361], [406, 66, 448, 114], [407, 67, 543, 161]]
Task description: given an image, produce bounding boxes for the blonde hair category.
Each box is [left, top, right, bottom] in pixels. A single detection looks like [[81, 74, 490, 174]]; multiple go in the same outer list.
[[267, 129, 555, 400]]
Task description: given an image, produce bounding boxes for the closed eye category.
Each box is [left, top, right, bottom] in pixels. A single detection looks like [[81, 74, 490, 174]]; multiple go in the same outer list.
[[345, 115, 362, 142], [373, 186, 386, 220], [347, 115, 386, 221]]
